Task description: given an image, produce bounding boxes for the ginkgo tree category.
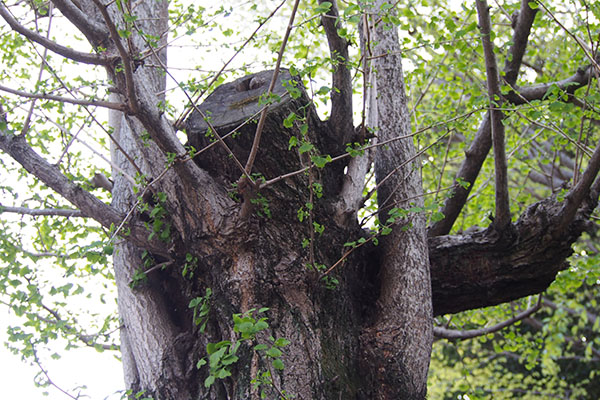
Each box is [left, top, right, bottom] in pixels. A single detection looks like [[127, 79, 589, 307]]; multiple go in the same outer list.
[[0, 0, 599, 399]]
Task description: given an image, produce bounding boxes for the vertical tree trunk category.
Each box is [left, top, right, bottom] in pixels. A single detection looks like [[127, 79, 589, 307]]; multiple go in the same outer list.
[[359, 2, 433, 398], [104, 1, 431, 398]]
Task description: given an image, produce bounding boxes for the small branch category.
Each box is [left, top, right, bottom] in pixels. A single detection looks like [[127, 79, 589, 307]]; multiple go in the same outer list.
[[0, 3, 113, 65], [38, 302, 118, 351], [434, 297, 542, 340], [91, 0, 138, 113], [0, 204, 84, 217], [555, 137, 600, 234], [20, 2, 53, 137], [535, 0, 600, 74], [524, 316, 600, 359], [129, 21, 251, 187], [0, 132, 167, 256], [543, 297, 598, 326], [243, 0, 300, 176], [0, 83, 127, 111], [476, 0, 511, 231], [32, 348, 79, 400]]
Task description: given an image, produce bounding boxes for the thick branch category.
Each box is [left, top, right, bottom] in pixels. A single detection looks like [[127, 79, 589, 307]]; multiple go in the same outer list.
[[0, 132, 167, 255], [0, 3, 113, 65], [506, 64, 597, 104], [319, 0, 354, 149], [430, 0, 537, 236], [428, 192, 596, 316], [50, 0, 109, 46]]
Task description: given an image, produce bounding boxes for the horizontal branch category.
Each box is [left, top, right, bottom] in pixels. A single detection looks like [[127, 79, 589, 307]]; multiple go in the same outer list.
[[434, 298, 541, 339], [0, 132, 168, 256], [0, 3, 114, 66], [0, 204, 84, 217], [506, 64, 596, 105], [0, 83, 128, 111], [429, 191, 596, 316]]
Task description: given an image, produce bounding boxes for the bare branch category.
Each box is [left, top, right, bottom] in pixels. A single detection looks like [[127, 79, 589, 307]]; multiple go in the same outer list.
[[91, 0, 138, 113], [0, 83, 127, 111], [0, 3, 114, 65], [0, 204, 84, 217], [429, 0, 537, 236], [434, 298, 542, 340], [476, 0, 511, 231], [555, 137, 600, 234]]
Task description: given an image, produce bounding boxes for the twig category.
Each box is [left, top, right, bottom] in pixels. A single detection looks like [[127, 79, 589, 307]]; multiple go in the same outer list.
[[130, 19, 252, 184], [261, 109, 481, 189], [20, 2, 53, 137], [32, 347, 80, 399], [434, 296, 542, 340], [173, 0, 286, 130]]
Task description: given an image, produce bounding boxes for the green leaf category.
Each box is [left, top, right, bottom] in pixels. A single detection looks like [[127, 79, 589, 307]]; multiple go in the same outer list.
[[283, 112, 297, 128], [266, 347, 282, 358], [298, 142, 314, 154], [314, 2, 332, 14], [272, 358, 285, 370]]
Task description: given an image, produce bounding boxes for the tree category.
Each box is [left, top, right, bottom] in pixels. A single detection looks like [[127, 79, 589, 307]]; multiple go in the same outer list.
[[1, 0, 599, 399]]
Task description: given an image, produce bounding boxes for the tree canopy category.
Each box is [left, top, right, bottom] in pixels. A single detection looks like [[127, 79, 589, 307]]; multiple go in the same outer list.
[[0, 0, 599, 398]]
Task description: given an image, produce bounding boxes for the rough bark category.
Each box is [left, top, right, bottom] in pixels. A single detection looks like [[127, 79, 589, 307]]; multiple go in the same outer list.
[[358, 3, 432, 398], [2, 1, 600, 399]]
